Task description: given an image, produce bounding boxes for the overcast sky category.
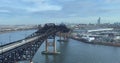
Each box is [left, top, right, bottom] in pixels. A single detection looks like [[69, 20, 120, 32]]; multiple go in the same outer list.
[[0, 0, 120, 24]]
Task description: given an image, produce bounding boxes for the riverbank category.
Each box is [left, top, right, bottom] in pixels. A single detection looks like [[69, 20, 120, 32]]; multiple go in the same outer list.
[[71, 37, 120, 47], [0, 29, 37, 34]]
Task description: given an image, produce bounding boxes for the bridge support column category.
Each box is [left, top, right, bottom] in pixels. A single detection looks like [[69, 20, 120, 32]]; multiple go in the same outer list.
[[63, 33, 69, 42], [64, 33, 66, 40], [45, 39, 48, 52], [60, 32, 62, 41], [15, 61, 18, 63], [41, 36, 60, 55], [30, 60, 33, 63], [53, 37, 56, 53], [58, 32, 69, 42]]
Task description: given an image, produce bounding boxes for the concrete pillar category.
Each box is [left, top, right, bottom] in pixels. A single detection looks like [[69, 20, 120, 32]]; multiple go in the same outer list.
[[65, 33, 69, 40], [64, 33, 66, 40], [53, 37, 56, 53], [45, 39, 48, 52], [42, 36, 60, 55], [30, 60, 33, 63], [60, 32, 62, 40], [63, 33, 66, 40], [67, 33, 69, 38], [14, 61, 18, 63]]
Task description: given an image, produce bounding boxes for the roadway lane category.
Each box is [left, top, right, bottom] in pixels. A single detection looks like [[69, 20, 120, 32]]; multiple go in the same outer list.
[[0, 36, 40, 54]]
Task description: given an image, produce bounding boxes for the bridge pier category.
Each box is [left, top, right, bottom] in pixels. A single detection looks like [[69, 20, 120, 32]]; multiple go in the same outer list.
[[53, 37, 56, 53], [42, 36, 60, 55], [58, 32, 69, 42], [60, 32, 62, 41], [30, 60, 33, 63], [45, 39, 48, 52], [14, 61, 18, 63]]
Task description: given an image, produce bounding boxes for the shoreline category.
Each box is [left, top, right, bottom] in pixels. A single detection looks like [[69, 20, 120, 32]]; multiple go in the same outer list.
[[0, 29, 37, 34], [71, 37, 120, 47]]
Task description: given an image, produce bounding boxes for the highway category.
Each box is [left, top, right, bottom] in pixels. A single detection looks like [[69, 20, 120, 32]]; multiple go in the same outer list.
[[0, 36, 40, 54]]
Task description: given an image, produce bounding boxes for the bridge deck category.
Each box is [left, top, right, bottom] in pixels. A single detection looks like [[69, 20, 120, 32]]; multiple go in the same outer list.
[[0, 36, 40, 54]]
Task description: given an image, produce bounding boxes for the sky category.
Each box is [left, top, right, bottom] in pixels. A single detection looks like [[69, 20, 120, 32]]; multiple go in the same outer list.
[[0, 0, 120, 25]]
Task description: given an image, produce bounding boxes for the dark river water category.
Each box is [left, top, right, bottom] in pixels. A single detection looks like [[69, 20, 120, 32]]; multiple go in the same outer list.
[[1, 30, 120, 63]]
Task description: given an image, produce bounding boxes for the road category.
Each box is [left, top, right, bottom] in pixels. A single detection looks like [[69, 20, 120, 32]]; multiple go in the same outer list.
[[0, 36, 40, 54]]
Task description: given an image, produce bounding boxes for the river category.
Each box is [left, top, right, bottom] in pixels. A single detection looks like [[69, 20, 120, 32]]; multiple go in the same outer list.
[[0, 30, 36, 45], [1, 30, 120, 63]]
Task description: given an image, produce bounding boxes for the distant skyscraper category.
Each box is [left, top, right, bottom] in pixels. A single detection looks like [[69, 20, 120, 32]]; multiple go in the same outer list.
[[97, 17, 101, 25]]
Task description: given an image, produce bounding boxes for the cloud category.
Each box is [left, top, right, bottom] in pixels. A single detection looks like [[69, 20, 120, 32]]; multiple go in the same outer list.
[[0, 0, 120, 25], [0, 0, 62, 13], [25, 3, 62, 12], [22, 0, 62, 12], [0, 9, 10, 13], [105, 0, 120, 3]]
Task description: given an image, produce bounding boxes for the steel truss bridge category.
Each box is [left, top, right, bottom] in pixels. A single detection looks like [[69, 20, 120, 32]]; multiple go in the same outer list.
[[0, 23, 70, 63]]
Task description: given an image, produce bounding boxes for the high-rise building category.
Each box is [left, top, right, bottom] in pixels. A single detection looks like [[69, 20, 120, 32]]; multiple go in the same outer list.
[[97, 17, 101, 25]]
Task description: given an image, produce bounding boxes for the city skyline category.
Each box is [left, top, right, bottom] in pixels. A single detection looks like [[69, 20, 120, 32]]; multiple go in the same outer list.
[[0, 0, 120, 24]]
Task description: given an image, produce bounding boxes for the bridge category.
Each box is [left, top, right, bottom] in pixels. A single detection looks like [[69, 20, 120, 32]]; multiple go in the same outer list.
[[0, 23, 70, 63]]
